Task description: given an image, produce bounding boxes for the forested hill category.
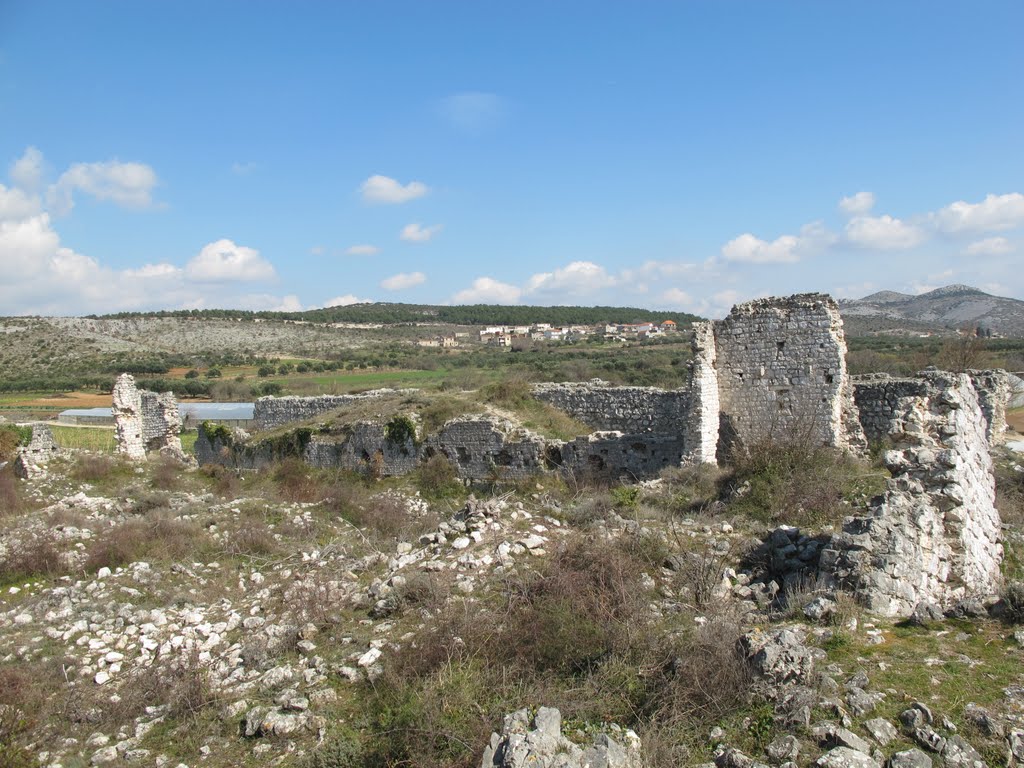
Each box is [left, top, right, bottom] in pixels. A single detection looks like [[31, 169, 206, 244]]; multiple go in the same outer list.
[[91, 303, 703, 327]]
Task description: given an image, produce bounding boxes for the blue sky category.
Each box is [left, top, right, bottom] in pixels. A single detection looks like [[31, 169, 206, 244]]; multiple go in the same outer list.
[[1, 1, 1022, 318]]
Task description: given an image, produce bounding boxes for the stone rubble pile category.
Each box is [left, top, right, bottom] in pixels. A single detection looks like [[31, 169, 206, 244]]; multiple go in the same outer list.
[[481, 707, 643, 768]]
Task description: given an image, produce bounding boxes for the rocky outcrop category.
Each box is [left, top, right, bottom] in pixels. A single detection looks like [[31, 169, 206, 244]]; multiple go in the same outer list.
[[480, 707, 643, 768]]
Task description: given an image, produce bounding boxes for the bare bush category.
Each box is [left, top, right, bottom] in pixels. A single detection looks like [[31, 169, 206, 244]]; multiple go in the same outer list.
[[85, 514, 207, 572], [0, 534, 68, 582], [71, 453, 121, 483], [0, 469, 23, 517], [272, 458, 326, 503]]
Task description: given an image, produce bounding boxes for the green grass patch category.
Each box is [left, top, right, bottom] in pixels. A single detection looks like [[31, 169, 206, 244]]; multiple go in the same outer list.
[[50, 425, 116, 452]]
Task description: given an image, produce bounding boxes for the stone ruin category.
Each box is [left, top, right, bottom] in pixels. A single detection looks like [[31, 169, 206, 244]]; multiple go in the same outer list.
[[13, 424, 61, 479], [189, 293, 1014, 617], [112, 373, 189, 463], [692, 293, 865, 463], [821, 370, 1004, 615]]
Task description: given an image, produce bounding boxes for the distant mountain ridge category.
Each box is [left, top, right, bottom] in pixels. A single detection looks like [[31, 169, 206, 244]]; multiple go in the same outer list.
[[839, 284, 1024, 336]]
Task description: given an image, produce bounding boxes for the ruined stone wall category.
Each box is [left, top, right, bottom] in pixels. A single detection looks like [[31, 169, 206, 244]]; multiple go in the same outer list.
[[559, 431, 686, 482], [531, 381, 689, 434], [423, 417, 549, 481], [682, 321, 720, 464], [822, 371, 1002, 616], [712, 294, 864, 456], [113, 373, 146, 460], [854, 370, 1009, 448], [253, 390, 400, 430], [853, 374, 930, 447], [112, 373, 186, 461], [967, 369, 1009, 443], [13, 425, 61, 479], [305, 423, 421, 476]]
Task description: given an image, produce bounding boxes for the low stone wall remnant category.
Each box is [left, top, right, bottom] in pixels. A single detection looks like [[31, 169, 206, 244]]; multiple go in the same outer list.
[[253, 390, 403, 430], [13, 425, 61, 479], [531, 380, 688, 434]]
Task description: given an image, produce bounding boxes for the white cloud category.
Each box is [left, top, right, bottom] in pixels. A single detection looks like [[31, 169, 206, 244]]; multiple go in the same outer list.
[[231, 293, 304, 312], [656, 288, 693, 307], [525, 261, 617, 297], [123, 263, 182, 279], [185, 238, 277, 282], [838, 191, 875, 216], [438, 92, 504, 134], [845, 214, 926, 250], [380, 271, 426, 291], [400, 222, 442, 242], [10, 147, 44, 192], [310, 245, 325, 255], [452, 277, 522, 304], [721, 233, 801, 263], [360, 175, 428, 204], [47, 159, 159, 214], [323, 294, 372, 307], [346, 244, 380, 256], [964, 236, 1012, 256], [934, 193, 1024, 232], [0, 183, 42, 222]]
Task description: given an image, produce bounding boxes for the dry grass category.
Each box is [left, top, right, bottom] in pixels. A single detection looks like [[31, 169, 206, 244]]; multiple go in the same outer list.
[[85, 513, 210, 572], [0, 533, 69, 584], [0, 468, 24, 517]]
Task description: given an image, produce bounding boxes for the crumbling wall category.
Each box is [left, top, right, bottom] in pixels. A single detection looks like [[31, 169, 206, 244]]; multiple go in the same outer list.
[[855, 370, 1010, 448], [821, 371, 1002, 616], [682, 321, 720, 464], [112, 373, 186, 461], [559, 431, 686, 482], [13, 425, 61, 479], [253, 390, 400, 430], [305, 422, 420, 476], [423, 417, 549, 481], [713, 294, 864, 457], [531, 381, 688, 434], [967, 369, 1010, 443], [113, 373, 146, 460]]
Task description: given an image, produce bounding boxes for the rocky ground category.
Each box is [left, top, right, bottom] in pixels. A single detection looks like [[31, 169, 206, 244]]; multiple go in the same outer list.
[[2, 440, 1024, 768]]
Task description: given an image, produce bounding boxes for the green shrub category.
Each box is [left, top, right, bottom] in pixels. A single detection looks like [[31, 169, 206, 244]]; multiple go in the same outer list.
[[727, 440, 884, 527], [0, 425, 31, 462], [384, 414, 417, 446], [611, 484, 640, 509]]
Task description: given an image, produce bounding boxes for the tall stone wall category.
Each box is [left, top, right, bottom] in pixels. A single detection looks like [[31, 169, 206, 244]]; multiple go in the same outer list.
[[682, 321, 720, 464], [712, 294, 864, 457], [112, 373, 187, 461], [113, 373, 147, 460], [821, 371, 1002, 616], [531, 381, 688, 434]]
